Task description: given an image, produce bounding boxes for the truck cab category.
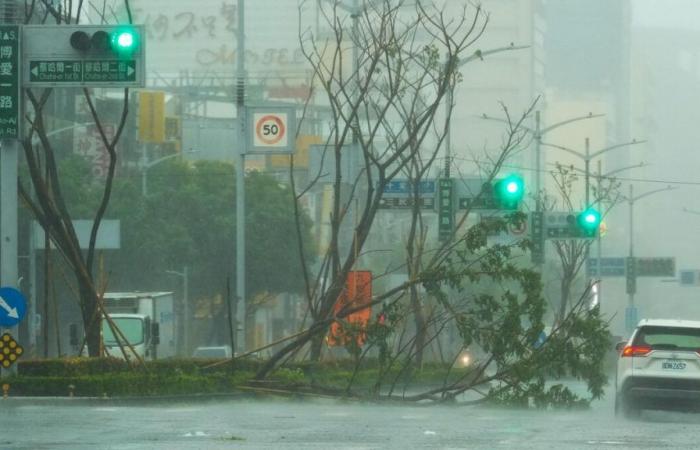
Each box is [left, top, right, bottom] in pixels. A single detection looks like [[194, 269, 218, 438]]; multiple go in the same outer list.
[[102, 313, 160, 360]]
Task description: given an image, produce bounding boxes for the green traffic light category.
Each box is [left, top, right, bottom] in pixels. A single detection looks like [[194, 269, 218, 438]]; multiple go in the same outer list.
[[115, 31, 134, 49], [494, 174, 525, 209], [577, 207, 601, 235], [111, 27, 138, 55]]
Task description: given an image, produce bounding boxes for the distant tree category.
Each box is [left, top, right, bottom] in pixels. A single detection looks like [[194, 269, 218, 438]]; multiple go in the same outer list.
[[103, 159, 314, 313]]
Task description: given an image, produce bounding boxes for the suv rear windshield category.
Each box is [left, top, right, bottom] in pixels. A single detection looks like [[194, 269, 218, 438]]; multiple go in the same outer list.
[[633, 326, 700, 351]]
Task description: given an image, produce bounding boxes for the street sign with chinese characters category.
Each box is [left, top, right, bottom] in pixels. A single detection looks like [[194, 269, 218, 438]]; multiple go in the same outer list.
[[438, 178, 454, 242], [635, 257, 675, 277], [587, 257, 626, 277], [456, 177, 495, 210], [0, 25, 19, 140], [382, 180, 436, 195], [28, 60, 137, 84], [379, 179, 436, 210], [378, 197, 435, 210]]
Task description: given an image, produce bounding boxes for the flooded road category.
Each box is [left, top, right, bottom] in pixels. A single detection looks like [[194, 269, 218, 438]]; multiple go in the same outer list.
[[1, 389, 699, 449]]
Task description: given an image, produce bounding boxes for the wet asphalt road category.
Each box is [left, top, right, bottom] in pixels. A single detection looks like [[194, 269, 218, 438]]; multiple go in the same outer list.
[[1, 388, 700, 449]]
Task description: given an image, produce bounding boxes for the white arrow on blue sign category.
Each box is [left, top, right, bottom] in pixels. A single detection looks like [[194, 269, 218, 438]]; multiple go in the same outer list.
[[0, 287, 26, 327]]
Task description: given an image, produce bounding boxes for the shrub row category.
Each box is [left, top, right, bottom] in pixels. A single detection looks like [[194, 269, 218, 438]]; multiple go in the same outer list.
[[17, 357, 265, 377], [6, 372, 255, 397]]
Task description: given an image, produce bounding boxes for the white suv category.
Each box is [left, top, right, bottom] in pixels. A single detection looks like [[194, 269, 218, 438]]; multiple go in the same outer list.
[[615, 319, 700, 417]]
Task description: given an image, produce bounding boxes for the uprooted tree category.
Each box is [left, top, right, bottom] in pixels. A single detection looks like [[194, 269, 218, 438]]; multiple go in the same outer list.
[[251, 0, 610, 406], [18, 1, 136, 357]]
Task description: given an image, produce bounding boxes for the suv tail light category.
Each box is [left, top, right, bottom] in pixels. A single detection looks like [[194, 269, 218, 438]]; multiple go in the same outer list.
[[621, 345, 652, 357]]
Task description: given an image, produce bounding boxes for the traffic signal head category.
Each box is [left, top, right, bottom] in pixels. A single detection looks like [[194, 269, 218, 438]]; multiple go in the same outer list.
[[577, 207, 601, 237], [494, 174, 525, 209], [70, 26, 139, 57]]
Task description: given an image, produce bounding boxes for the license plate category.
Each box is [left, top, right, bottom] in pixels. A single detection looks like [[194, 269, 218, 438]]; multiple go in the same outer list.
[[662, 360, 687, 370]]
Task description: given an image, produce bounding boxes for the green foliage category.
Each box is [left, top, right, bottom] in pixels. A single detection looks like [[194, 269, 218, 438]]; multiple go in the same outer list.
[[48, 156, 315, 303], [420, 215, 611, 408], [7, 373, 238, 397]]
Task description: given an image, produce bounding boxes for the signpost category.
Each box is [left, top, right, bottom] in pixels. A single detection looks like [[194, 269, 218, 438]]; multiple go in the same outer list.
[[0, 287, 26, 327], [456, 177, 495, 211], [587, 257, 626, 277], [586, 256, 675, 279], [437, 178, 454, 242], [247, 106, 296, 154], [635, 257, 675, 277], [0, 288, 25, 375], [28, 60, 137, 84], [0, 333, 23, 369], [0, 25, 20, 139], [0, 23, 20, 378], [379, 179, 436, 210]]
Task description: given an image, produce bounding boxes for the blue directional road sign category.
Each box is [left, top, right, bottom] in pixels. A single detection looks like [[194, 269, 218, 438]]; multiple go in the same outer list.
[[587, 257, 626, 277], [0, 287, 26, 327]]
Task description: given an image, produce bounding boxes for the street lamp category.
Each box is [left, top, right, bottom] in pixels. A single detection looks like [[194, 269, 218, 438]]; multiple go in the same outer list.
[[540, 137, 645, 206], [443, 43, 529, 176], [621, 184, 677, 332], [139, 149, 198, 196], [165, 266, 189, 356], [480, 111, 605, 208]]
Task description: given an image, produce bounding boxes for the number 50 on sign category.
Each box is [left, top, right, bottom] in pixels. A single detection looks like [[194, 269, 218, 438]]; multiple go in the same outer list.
[[248, 106, 296, 154]]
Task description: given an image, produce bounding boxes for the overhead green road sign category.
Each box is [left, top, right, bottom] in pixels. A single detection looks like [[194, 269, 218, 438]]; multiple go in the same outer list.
[[28, 60, 136, 84], [84, 60, 136, 82]]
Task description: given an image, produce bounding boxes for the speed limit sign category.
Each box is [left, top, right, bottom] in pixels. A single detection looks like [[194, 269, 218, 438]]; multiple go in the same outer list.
[[248, 106, 296, 154]]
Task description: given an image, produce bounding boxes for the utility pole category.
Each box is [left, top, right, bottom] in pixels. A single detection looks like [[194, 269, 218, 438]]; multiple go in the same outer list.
[[235, 0, 247, 353]]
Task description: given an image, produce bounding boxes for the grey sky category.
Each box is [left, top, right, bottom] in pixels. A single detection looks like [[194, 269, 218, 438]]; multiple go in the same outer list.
[[633, 0, 700, 29]]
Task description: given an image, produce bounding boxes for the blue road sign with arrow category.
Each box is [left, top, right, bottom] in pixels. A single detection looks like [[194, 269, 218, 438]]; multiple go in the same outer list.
[[0, 287, 26, 327]]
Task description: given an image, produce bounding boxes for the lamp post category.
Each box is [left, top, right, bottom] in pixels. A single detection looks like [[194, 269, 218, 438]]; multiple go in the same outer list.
[[622, 185, 677, 332], [480, 111, 605, 209], [540, 137, 645, 206], [166, 266, 189, 355], [443, 43, 528, 176]]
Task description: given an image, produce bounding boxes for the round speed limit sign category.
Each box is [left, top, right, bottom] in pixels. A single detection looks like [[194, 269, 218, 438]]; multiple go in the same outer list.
[[254, 113, 288, 147]]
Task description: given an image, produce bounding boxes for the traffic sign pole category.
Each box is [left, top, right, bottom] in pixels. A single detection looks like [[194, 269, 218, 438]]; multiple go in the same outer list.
[[0, 23, 19, 378]]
